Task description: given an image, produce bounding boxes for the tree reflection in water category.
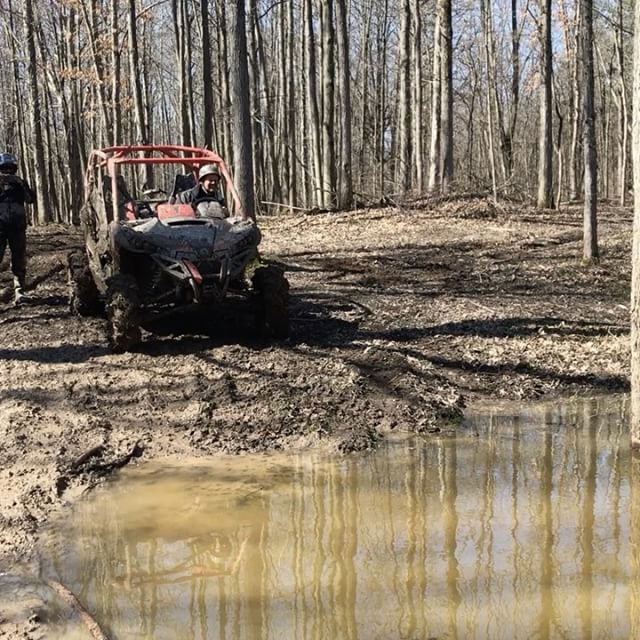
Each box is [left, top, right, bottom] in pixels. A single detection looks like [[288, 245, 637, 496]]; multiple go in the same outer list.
[[41, 395, 638, 639]]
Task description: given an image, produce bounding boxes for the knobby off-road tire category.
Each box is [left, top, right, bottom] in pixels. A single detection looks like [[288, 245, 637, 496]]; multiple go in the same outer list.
[[67, 250, 101, 317], [252, 265, 290, 338], [105, 274, 141, 352]]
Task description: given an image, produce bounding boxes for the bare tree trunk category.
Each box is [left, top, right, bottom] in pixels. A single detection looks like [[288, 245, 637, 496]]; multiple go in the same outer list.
[[251, 2, 282, 202], [128, 0, 147, 145], [248, 0, 265, 209], [286, 0, 297, 208], [24, 0, 48, 224], [356, 0, 373, 194], [336, 0, 353, 208], [481, 0, 497, 202], [277, 5, 290, 205], [582, 0, 598, 262], [506, 0, 520, 183], [615, 0, 628, 207], [219, 4, 233, 166], [127, 0, 152, 188], [374, 0, 390, 196], [464, 61, 478, 180], [55, 5, 83, 221], [559, 0, 581, 201], [184, 1, 197, 146], [320, 0, 337, 208], [396, 0, 411, 192], [304, 0, 319, 202], [428, 10, 441, 192], [599, 48, 611, 200], [439, 0, 453, 193], [80, 0, 111, 145], [554, 83, 564, 209], [201, 0, 214, 150], [110, 0, 121, 145], [173, 0, 191, 147], [38, 69, 60, 221], [631, 0, 640, 446], [229, 0, 254, 220], [411, 0, 423, 192], [536, 0, 554, 209]]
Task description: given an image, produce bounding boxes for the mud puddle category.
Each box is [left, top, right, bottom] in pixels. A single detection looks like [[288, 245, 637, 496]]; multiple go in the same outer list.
[[6, 394, 638, 639]]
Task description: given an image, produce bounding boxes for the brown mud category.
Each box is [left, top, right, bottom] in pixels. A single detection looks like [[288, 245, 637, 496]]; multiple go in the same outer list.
[[0, 198, 631, 637]]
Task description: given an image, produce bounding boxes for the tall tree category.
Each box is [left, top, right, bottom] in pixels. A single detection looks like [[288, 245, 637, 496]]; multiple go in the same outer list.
[[396, 0, 412, 192], [374, 0, 391, 196], [251, 0, 282, 204], [559, 0, 581, 202], [304, 0, 323, 206], [630, 0, 640, 447], [582, 0, 598, 262], [320, 0, 337, 208], [614, 0, 628, 206], [505, 0, 521, 183], [481, 0, 498, 201], [127, 0, 152, 188], [428, 9, 441, 192], [229, 0, 255, 220], [537, 0, 554, 209], [201, 0, 214, 150], [336, 0, 353, 208], [110, 0, 121, 145], [24, 0, 48, 224], [286, 0, 297, 208], [410, 0, 424, 192], [439, 0, 453, 192], [172, 0, 191, 147]]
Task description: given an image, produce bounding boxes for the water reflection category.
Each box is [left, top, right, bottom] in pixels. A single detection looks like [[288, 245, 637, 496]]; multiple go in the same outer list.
[[42, 395, 638, 639]]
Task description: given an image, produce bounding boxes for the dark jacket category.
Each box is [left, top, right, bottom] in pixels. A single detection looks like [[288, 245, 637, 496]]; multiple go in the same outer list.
[[0, 173, 35, 206], [174, 184, 225, 208]]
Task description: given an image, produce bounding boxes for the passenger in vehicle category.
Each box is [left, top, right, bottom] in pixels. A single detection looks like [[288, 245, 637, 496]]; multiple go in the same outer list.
[[173, 164, 226, 209]]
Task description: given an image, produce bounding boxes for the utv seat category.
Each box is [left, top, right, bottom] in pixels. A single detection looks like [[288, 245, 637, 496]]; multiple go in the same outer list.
[[170, 172, 197, 201]]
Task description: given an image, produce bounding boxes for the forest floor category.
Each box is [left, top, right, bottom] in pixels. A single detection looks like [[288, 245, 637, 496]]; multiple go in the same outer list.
[[0, 196, 632, 637]]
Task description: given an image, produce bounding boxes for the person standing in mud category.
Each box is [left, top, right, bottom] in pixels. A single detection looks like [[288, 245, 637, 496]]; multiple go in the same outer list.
[[0, 153, 34, 305]]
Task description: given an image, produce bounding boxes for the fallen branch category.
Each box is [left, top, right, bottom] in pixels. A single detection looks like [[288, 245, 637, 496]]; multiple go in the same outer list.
[[0, 263, 66, 303], [84, 441, 144, 475], [260, 200, 311, 213], [71, 444, 105, 470], [25, 262, 65, 291], [45, 579, 110, 640]]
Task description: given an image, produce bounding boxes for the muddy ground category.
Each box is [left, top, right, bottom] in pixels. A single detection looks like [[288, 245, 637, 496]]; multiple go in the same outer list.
[[0, 197, 632, 636]]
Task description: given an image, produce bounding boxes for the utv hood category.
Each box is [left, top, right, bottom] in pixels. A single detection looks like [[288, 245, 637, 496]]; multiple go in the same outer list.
[[111, 217, 260, 261]]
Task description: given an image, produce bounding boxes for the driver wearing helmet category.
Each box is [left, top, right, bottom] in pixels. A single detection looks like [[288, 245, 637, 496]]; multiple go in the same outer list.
[[0, 153, 34, 305], [173, 163, 226, 211]]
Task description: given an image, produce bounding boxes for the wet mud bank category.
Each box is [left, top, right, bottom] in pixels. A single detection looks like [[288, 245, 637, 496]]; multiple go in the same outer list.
[[0, 198, 632, 636]]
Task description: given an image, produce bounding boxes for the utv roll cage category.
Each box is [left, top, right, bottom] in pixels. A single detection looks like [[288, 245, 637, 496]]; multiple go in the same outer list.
[[84, 145, 248, 224]]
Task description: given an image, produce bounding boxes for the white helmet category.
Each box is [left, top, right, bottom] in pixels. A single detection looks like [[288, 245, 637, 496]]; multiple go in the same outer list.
[[198, 163, 220, 181]]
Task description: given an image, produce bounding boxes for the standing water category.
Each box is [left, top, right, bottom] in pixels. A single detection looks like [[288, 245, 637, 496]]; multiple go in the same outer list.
[[40, 395, 640, 639]]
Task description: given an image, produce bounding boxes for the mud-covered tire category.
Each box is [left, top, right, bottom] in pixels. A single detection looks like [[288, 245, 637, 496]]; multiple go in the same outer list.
[[252, 265, 290, 338], [105, 274, 141, 351], [67, 250, 101, 316]]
